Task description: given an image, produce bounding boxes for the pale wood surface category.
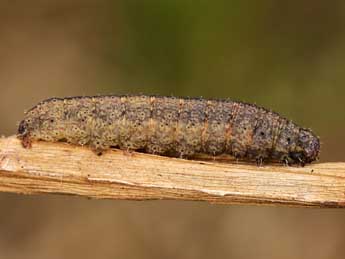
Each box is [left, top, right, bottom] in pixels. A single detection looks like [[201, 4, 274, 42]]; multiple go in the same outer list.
[[0, 136, 344, 207]]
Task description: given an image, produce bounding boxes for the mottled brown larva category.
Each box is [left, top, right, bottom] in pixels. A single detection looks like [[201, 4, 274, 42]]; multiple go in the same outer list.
[[17, 95, 320, 166]]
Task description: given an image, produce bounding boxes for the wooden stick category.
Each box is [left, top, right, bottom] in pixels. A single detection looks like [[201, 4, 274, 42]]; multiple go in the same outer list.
[[0, 136, 344, 207]]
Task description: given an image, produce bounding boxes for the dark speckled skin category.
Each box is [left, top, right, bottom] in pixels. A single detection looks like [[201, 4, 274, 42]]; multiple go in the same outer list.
[[17, 95, 320, 166]]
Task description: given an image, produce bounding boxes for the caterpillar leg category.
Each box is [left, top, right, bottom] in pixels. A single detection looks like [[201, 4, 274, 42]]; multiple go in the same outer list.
[[122, 149, 135, 157], [92, 148, 104, 156], [281, 155, 292, 166], [90, 139, 108, 156], [255, 156, 264, 167]]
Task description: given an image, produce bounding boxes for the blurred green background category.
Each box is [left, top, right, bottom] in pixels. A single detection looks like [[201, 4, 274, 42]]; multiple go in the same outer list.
[[1, 1, 345, 259]]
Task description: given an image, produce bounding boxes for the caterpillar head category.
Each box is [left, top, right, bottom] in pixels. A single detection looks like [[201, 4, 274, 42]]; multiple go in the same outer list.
[[17, 116, 39, 140], [17, 98, 65, 145], [17, 116, 38, 148]]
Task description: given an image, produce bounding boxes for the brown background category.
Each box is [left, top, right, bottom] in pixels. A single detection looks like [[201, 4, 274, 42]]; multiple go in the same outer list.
[[1, 1, 345, 258]]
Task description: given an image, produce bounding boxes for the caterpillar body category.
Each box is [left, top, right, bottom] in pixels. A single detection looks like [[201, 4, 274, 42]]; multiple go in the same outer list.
[[17, 95, 320, 166]]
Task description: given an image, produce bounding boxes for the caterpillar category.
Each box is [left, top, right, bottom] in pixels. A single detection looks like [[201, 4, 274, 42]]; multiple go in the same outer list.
[[17, 95, 320, 166]]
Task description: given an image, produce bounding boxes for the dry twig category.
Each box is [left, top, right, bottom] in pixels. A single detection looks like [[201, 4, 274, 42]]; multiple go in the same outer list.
[[0, 136, 344, 207]]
